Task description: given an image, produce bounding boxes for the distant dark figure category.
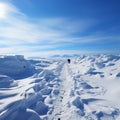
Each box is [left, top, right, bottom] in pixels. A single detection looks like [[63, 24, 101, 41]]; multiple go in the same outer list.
[[58, 118, 61, 120], [67, 59, 71, 63]]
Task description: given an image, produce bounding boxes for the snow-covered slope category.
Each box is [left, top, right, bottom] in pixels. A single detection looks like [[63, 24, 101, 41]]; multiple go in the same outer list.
[[0, 54, 120, 120]]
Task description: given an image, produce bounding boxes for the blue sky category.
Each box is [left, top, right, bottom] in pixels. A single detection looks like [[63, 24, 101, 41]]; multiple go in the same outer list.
[[0, 0, 120, 57]]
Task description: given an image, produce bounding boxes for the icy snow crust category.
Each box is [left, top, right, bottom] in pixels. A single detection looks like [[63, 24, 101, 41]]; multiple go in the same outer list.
[[0, 54, 120, 120]]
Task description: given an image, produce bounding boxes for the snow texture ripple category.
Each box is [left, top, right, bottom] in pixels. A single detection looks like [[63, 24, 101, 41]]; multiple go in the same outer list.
[[0, 54, 120, 120]]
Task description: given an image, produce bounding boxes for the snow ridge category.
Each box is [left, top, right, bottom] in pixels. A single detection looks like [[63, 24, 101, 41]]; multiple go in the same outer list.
[[0, 55, 120, 120]]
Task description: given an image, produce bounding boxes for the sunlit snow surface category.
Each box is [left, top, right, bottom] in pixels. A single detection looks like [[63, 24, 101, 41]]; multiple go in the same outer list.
[[0, 54, 120, 120]]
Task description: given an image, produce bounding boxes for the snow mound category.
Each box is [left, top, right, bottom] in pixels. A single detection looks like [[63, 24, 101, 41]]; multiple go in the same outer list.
[[34, 101, 49, 115], [116, 72, 120, 77], [0, 55, 35, 79], [72, 97, 84, 111], [0, 75, 17, 88], [2, 108, 41, 120]]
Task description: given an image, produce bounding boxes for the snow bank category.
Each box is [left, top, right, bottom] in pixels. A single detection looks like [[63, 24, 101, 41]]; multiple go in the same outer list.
[[0, 75, 16, 88], [2, 108, 41, 120], [0, 55, 35, 79]]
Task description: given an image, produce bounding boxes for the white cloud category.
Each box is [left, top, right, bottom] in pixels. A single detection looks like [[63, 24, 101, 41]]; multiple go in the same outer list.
[[0, 3, 7, 19], [20, 49, 113, 58], [0, 2, 23, 19], [0, 2, 96, 45], [0, 1, 119, 57]]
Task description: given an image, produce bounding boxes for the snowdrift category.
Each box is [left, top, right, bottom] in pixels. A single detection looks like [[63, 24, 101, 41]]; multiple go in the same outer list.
[[0, 75, 16, 88], [0, 54, 120, 120], [0, 55, 35, 79]]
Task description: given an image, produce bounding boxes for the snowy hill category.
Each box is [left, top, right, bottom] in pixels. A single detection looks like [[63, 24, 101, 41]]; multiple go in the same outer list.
[[0, 54, 120, 120]]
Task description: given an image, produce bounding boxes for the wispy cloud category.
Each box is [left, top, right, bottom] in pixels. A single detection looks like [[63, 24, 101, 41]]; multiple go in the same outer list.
[[0, 1, 119, 57], [0, 1, 24, 19]]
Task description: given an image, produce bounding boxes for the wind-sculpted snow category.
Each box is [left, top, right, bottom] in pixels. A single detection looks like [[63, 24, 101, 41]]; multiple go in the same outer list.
[[0, 54, 120, 120], [0, 75, 17, 88], [0, 55, 36, 79]]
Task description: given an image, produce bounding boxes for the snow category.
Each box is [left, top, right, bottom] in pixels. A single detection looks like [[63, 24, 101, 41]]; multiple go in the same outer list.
[[0, 75, 16, 88], [0, 54, 120, 120], [0, 55, 35, 79]]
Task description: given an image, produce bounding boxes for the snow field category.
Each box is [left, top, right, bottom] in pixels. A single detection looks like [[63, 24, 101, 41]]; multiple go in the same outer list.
[[0, 54, 120, 120]]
